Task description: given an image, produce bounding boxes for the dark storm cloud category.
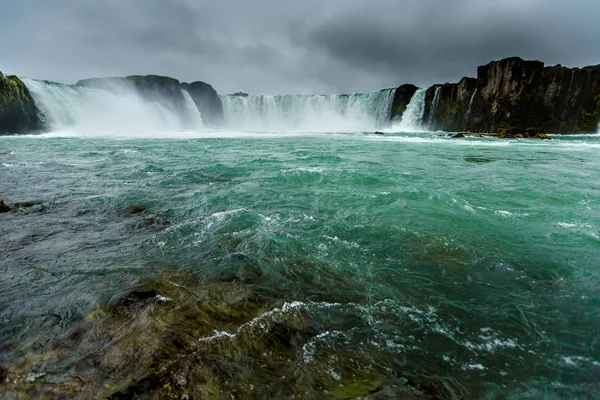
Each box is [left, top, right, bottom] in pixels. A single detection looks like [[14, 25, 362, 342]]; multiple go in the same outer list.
[[1, 0, 599, 94]]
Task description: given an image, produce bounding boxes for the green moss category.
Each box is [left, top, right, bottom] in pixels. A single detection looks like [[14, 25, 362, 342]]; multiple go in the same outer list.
[[1, 72, 43, 133], [392, 104, 407, 118], [326, 375, 385, 399], [580, 92, 600, 132], [84, 308, 102, 321]]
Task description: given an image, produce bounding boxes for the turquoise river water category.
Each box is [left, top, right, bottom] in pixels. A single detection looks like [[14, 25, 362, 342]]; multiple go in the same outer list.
[[0, 131, 599, 399]]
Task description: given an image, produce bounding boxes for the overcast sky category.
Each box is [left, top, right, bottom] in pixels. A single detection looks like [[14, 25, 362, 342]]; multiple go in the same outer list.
[[1, 0, 599, 94]]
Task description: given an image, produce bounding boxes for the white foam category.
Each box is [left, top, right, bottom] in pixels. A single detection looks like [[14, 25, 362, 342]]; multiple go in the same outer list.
[[462, 363, 487, 371], [558, 222, 579, 228], [282, 167, 324, 174]]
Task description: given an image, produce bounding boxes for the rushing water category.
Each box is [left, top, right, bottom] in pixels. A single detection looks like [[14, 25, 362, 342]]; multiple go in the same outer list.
[[396, 89, 427, 132], [1, 130, 599, 399], [428, 87, 442, 126], [220, 90, 397, 131]]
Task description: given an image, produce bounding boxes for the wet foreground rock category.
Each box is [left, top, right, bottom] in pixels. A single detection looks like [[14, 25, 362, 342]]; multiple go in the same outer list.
[[0, 271, 467, 399]]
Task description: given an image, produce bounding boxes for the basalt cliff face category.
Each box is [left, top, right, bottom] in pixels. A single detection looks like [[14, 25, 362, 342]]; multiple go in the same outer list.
[[390, 84, 419, 120], [0, 72, 43, 134], [423, 57, 600, 134]]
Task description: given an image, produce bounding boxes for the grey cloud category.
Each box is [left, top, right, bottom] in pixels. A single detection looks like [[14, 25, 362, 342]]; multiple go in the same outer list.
[[1, 0, 599, 94]]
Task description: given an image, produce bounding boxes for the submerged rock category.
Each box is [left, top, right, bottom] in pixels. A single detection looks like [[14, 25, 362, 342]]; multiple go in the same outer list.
[[450, 133, 465, 138], [0, 200, 10, 213], [122, 204, 148, 214], [375, 131, 385, 135], [0, 271, 459, 399]]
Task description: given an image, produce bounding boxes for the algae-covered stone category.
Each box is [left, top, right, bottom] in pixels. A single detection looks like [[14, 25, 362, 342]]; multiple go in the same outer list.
[[0, 72, 43, 134], [0, 270, 471, 399]]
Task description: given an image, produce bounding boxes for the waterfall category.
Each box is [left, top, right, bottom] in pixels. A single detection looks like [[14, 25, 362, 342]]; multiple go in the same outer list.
[[22, 78, 204, 133], [395, 88, 427, 132], [428, 87, 442, 126], [219, 89, 397, 132], [465, 89, 478, 122], [181, 89, 204, 127]]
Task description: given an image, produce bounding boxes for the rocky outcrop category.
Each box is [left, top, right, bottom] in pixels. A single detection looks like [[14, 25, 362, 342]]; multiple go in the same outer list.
[[181, 81, 224, 127], [390, 84, 418, 120], [0, 72, 43, 135], [422, 57, 600, 134]]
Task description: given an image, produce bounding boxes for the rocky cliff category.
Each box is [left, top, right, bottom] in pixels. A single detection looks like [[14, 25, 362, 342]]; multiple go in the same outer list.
[[181, 81, 223, 128], [422, 57, 600, 134], [0, 72, 43, 134], [390, 84, 419, 120]]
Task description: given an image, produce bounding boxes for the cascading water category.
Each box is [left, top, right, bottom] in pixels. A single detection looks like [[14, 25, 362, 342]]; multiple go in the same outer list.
[[428, 87, 441, 126], [219, 89, 397, 132], [395, 88, 427, 132], [465, 89, 478, 122], [22, 78, 204, 134], [181, 89, 204, 128]]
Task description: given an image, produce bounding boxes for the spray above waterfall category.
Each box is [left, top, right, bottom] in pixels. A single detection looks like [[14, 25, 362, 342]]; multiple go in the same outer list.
[[22, 78, 204, 134]]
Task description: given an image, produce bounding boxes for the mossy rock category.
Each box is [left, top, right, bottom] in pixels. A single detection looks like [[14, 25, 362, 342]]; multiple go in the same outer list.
[[0, 72, 43, 134], [1, 270, 465, 399]]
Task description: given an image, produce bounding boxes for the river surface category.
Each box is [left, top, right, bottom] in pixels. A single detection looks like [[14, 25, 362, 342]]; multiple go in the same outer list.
[[1, 131, 599, 399]]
